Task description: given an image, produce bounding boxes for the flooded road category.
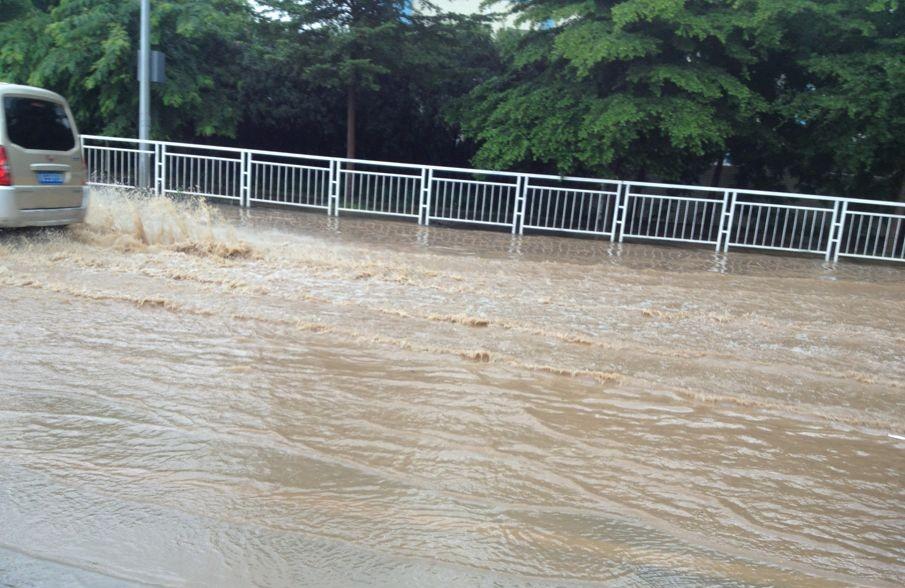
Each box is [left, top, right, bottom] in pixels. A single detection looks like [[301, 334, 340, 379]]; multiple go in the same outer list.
[[1, 189, 903, 587]]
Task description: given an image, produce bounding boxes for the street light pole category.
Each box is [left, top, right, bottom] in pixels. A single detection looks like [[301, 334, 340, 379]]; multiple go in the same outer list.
[[138, 0, 151, 188]]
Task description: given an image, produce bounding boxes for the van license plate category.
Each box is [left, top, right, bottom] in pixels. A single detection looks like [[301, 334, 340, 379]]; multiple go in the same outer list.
[[36, 172, 64, 185]]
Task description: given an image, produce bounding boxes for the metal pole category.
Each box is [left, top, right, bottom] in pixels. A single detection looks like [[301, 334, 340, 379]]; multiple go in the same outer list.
[[241, 150, 252, 208], [833, 201, 848, 262], [723, 191, 737, 252], [617, 183, 630, 242], [512, 175, 527, 235], [825, 199, 841, 261], [717, 190, 732, 252], [138, 0, 151, 189], [419, 167, 431, 225], [329, 159, 340, 216]]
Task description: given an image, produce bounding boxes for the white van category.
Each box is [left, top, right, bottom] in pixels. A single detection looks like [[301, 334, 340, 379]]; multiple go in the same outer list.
[[0, 83, 88, 227]]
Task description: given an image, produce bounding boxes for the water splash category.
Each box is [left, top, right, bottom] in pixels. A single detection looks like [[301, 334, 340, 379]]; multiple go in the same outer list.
[[70, 188, 254, 258]]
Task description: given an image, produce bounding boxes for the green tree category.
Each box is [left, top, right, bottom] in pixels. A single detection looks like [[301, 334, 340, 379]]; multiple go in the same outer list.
[[0, 0, 32, 22], [454, 0, 763, 181], [353, 11, 501, 164], [458, 0, 904, 199], [256, 0, 417, 159], [735, 0, 905, 199], [0, 0, 252, 139], [250, 1, 498, 162]]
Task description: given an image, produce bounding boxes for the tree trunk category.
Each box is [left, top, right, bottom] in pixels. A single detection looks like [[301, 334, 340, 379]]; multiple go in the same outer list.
[[896, 169, 905, 218], [346, 82, 357, 160], [898, 169, 905, 201], [711, 156, 725, 188], [887, 170, 905, 257]]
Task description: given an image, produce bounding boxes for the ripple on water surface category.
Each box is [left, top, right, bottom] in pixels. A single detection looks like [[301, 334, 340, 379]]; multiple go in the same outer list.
[[0, 189, 903, 586]]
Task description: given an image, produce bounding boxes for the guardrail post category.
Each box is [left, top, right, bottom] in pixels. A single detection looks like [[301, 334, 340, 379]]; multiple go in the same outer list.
[[608, 182, 622, 240], [240, 150, 252, 208], [420, 167, 432, 225], [81, 139, 92, 184], [717, 190, 735, 252], [138, 142, 150, 190], [830, 200, 848, 262], [155, 143, 165, 196], [616, 183, 630, 242], [512, 175, 527, 235], [722, 191, 738, 252], [328, 159, 340, 216], [80, 136, 87, 181], [825, 200, 840, 261]]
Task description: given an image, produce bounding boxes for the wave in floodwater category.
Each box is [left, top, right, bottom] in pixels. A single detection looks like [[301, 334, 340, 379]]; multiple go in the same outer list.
[[67, 189, 257, 258], [0, 188, 903, 587]]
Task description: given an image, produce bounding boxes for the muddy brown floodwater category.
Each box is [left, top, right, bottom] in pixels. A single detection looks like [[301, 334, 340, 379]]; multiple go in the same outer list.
[[0, 189, 903, 587]]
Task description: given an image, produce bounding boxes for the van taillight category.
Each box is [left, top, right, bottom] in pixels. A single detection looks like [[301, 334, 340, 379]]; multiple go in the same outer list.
[[0, 147, 11, 186]]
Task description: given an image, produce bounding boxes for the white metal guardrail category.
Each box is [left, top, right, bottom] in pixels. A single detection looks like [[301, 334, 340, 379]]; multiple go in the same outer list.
[[81, 135, 905, 264]]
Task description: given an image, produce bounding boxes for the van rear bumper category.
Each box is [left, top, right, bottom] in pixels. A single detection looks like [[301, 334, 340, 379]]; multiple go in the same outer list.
[[0, 186, 88, 228]]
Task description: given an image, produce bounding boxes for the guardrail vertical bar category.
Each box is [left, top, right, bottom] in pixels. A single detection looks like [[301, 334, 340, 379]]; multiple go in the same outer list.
[[79, 135, 86, 180], [420, 167, 433, 225], [722, 191, 738, 252], [616, 183, 630, 242], [831, 200, 848, 262], [240, 150, 251, 208], [328, 159, 340, 216], [512, 175, 528, 235], [150, 143, 158, 193], [609, 181, 623, 239], [717, 190, 734, 252], [156, 143, 166, 196], [825, 199, 842, 261]]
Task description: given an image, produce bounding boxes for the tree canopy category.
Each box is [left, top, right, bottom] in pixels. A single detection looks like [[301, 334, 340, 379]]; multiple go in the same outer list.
[[454, 0, 763, 182], [750, 0, 905, 198], [453, 0, 904, 197], [0, 0, 251, 138], [248, 1, 499, 161], [0, 0, 901, 198]]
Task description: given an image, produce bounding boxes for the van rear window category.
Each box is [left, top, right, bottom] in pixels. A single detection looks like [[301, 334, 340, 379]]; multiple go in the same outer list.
[[3, 96, 75, 151]]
